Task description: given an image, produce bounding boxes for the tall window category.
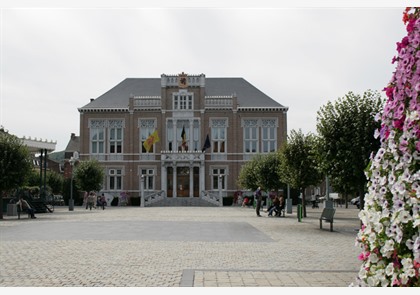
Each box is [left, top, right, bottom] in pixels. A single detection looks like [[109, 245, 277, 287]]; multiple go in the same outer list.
[[173, 91, 193, 110], [243, 119, 258, 153], [109, 127, 122, 154], [211, 119, 227, 153], [193, 120, 199, 151], [261, 119, 277, 153], [177, 120, 189, 151], [211, 168, 226, 190], [90, 120, 105, 154], [140, 119, 157, 153], [109, 168, 122, 190], [167, 119, 200, 151], [141, 168, 155, 190]]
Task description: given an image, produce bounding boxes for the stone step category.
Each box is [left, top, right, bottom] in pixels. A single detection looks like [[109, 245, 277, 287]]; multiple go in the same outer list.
[[147, 197, 219, 207]]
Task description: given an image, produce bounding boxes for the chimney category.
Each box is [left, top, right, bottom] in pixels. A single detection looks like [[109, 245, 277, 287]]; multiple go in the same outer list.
[[90, 98, 95, 102], [71, 133, 76, 139]]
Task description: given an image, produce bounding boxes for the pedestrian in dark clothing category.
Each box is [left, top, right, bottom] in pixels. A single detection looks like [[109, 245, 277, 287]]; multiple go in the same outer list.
[[100, 193, 106, 210], [255, 187, 263, 217]]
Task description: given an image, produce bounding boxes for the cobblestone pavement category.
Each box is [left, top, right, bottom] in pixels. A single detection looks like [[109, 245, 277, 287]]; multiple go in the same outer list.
[[0, 204, 362, 287]]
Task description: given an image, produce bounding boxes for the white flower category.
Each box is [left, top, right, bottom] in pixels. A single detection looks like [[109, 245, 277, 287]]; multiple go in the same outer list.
[[385, 263, 394, 276], [402, 153, 412, 164], [367, 275, 379, 287], [381, 239, 395, 258], [397, 210, 411, 223], [400, 273, 410, 285], [369, 252, 379, 263], [388, 173, 396, 185], [400, 168, 411, 182]]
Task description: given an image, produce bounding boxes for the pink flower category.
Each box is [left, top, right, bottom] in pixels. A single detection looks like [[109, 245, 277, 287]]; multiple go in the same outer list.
[[358, 251, 370, 261], [384, 86, 394, 99], [393, 116, 405, 130], [397, 36, 409, 53]]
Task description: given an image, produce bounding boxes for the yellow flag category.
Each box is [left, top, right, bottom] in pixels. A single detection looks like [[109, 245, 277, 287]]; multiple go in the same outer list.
[[143, 130, 159, 152]]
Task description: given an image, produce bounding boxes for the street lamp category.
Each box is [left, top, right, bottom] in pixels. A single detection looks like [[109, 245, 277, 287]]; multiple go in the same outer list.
[[218, 174, 223, 207], [140, 174, 145, 207], [69, 151, 79, 211]]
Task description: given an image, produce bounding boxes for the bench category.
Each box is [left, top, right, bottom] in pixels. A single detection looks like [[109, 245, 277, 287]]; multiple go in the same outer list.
[[274, 206, 285, 217], [17, 206, 31, 219], [319, 208, 336, 232]]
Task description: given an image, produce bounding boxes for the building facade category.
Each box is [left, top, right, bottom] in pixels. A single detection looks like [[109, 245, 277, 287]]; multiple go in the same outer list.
[[78, 73, 288, 203]]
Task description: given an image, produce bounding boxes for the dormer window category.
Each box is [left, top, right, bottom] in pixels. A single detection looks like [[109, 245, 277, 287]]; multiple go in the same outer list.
[[173, 90, 193, 110]]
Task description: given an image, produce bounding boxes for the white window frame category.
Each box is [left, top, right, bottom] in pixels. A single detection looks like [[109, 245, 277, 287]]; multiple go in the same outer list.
[[109, 126, 123, 154], [243, 119, 259, 153], [140, 168, 155, 191], [210, 167, 227, 190], [210, 118, 227, 154], [139, 119, 157, 154], [89, 120, 106, 155], [173, 90, 193, 110], [261, 119, 277, 153], [108, 168, 123, 191]]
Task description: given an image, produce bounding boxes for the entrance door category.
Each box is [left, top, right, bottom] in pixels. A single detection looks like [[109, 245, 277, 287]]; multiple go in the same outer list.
[[177, 167, 189, 197]]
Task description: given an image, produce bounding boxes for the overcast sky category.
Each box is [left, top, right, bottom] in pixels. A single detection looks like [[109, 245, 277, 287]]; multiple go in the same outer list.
[[0, 1, 413, 152]]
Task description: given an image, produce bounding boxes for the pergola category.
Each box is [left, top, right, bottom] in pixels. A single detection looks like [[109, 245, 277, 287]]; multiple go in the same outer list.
[[21, 136, 56, 196]]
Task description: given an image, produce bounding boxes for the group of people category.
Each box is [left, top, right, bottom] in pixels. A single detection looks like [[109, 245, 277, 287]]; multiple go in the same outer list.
[[242, 187, 285, 217], [84, 191, 106, 210]]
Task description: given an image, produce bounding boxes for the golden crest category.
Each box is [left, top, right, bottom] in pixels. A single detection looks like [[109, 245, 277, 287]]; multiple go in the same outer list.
[[178, 72, 188, 88]]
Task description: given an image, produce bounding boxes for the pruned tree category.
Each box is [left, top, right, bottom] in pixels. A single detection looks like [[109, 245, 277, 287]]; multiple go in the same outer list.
[[316, 90, 384, 207], [237, 152, 285, 193], [279, 129, 323, 217], [73, 159, 105, 194]]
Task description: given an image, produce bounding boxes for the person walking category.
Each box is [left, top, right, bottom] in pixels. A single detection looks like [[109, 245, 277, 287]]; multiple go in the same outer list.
[[100, 193, 106, 210], [255, 187, 263, 217], [86, 191, 95, 210]]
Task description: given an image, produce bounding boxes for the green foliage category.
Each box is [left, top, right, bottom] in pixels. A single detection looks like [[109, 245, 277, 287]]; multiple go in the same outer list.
[[73, 159, 105, 193], [316, 90, 384, 197], [25, 169, 41, 187], [279, 129, 323, 192], [0, 130, 32, 194], [238, 154, 263, 191], [237, 152, 285, 192], [47, 171, 64, 194]]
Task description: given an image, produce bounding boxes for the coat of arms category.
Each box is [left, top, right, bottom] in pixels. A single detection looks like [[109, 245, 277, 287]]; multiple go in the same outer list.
[[178, 72, 188, 88]]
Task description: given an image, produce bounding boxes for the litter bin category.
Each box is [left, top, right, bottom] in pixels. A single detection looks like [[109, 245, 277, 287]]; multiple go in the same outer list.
[[7, 204, 17, 216]]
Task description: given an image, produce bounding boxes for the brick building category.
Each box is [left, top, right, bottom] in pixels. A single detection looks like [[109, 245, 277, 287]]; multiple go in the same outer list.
[[77, 73, 288, 203]]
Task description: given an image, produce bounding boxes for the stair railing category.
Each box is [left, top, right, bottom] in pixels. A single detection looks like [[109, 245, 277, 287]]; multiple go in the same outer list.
[[201, 190, 222, 206], [144, 190, 165, 207]]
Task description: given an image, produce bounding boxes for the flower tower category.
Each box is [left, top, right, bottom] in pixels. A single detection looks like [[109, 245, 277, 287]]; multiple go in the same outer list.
[[354, 8, 420, 287]]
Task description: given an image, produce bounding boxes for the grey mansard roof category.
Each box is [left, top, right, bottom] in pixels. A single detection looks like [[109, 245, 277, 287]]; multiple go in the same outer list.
[[79, 77, 286, 110]]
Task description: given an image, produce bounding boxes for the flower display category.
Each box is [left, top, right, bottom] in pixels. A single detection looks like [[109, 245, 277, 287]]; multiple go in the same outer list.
[[353, 7, 420, 287]]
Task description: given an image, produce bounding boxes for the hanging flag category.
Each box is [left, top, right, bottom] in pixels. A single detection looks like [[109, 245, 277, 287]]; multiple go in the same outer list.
[[202, 134, 211, 152], [181, 126, 187, 149], [143, 130, 160, 152]]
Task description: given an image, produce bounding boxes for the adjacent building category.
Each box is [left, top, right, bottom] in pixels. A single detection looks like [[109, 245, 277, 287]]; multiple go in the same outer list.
[[77, 72, 288, 203]]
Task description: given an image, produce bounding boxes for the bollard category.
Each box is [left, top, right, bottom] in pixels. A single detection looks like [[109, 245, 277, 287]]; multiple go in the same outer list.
[[297, 204, 302, 222]]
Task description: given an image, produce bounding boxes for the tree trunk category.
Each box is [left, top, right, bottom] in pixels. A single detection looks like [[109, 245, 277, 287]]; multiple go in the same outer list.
[[345, 193, 348, 209], [302, 188, 307, 218], [0, 195, 3, 219], [359, 185, 365, 210]]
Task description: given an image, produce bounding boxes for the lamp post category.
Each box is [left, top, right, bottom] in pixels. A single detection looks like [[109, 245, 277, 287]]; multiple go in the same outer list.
[[69, 151, 79, 211], [218, 174, 223, 207], [140, 175, 145, 207]]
